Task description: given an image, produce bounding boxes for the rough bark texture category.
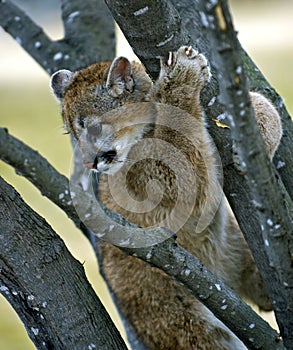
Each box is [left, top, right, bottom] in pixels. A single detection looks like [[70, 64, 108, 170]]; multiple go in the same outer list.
[[104, 0, 190, 78], [196, 2, 293, 348], [0, 176, 127, 350], [0, 0, 292, 348]]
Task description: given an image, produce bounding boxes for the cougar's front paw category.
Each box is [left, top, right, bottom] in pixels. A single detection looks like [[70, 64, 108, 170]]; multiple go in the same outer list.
[[161, 46, 211, 86], [167, 46, 199, 65]]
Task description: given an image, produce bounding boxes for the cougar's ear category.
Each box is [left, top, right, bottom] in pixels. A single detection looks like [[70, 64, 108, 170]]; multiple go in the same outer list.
[[50, 69, 73, 101], [106, 57, 134, 97]]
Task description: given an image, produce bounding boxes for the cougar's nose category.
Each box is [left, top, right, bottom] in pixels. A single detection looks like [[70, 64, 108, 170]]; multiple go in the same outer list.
[[85, 163, 95, 169]]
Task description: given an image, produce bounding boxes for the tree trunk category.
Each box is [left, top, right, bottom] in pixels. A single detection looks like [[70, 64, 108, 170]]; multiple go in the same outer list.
[[0, 176, 127, 350]]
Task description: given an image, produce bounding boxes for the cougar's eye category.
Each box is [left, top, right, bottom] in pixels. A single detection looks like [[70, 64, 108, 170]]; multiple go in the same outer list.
[[87, 124, 102, 139]]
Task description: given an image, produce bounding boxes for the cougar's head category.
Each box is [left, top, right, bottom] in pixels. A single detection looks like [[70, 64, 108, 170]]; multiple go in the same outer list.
[[50, 57, 152, 174]]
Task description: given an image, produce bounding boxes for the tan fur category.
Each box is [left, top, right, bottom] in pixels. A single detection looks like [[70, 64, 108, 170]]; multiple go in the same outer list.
[[250, 92, 282, 158], [51, 46, 282, 350]]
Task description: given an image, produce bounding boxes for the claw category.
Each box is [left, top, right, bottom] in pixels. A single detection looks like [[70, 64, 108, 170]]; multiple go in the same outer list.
[[185, 46, 193, 56], [167, 52, 173, 66]]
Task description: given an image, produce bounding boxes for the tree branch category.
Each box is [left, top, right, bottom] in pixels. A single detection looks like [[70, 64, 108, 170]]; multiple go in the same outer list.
[[195, 1, 293, 348], [0, 0, 68, 74], [0, 176, 128, 350], [0, 127, 285, 349], [123, 239, 284, 350], [60, 0, 115, 63], [179, 0, 293, 199], [0, 128, 78, 226], [239, 49, 293, 199], [104, 0, 190, 78], [0, 0, 115, 73]]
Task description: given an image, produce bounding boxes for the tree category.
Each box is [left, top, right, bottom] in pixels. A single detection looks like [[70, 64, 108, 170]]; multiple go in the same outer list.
[[0, 0, 292, 349]]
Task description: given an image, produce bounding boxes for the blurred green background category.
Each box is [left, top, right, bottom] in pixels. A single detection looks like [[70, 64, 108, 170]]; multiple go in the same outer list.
[[0, 0, 292, 349]]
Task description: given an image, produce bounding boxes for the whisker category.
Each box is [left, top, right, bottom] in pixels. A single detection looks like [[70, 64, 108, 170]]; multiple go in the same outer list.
[[115, 159, 140, 165], [87, 169, 95, 181]]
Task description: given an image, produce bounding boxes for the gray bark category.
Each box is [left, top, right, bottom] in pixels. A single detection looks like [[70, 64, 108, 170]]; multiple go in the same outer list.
[[196, 2, 293, 347], [0, 176, 128, 350]]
